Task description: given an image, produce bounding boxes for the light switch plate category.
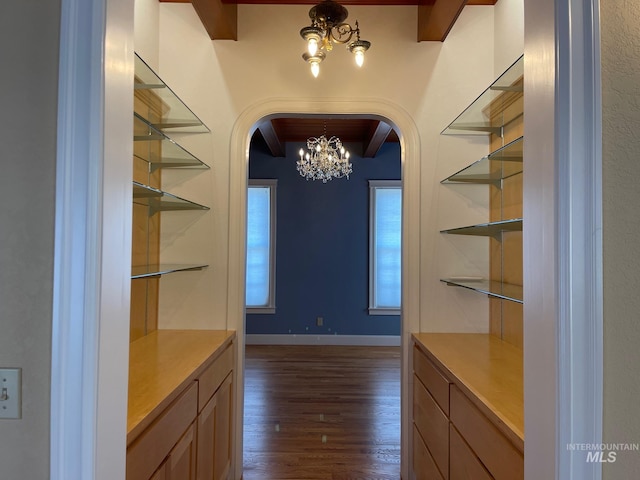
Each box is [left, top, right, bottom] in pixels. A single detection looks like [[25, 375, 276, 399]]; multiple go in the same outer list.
[[0, 368, 22, 419]]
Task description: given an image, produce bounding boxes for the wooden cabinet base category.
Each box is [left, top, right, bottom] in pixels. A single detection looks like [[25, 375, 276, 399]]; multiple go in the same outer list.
[[411, 335, 523, 480], [127, 382, 198, 480]]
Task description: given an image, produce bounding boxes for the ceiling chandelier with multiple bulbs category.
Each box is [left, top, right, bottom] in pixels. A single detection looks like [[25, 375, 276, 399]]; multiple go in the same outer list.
[[297, 133, 353, 183], [300, 0, 371, 77]]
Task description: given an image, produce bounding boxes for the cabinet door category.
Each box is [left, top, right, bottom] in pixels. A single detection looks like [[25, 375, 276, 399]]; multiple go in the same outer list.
[[149, 464, 166, 480], [197, 373, 233, 480], [449, 424, 492, 480], [166, 422, 197, 480]]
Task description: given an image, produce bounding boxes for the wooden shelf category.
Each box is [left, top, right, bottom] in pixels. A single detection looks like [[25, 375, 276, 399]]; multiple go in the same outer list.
[[412, 333, 523, 450], [127, 329, 235, 445]]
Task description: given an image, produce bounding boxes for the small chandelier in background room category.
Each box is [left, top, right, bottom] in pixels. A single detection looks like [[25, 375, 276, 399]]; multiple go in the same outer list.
[[300, 0, 371, 78], [297, 131, 353, 183]]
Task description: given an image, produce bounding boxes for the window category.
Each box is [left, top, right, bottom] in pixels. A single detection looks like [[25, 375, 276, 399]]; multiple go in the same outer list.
[[246, 179, 277, 313], [369, 180, 402, 315]]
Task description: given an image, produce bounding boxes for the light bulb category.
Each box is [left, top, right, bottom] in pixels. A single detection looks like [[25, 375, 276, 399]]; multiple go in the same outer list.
[[354, 49, 365, 67], [299, 148, 304, 158], [310, 61, 320, 78], [308, 38, 318, 56]]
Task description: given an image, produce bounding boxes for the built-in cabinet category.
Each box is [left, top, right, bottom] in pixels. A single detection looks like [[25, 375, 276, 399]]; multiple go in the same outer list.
[[412, 334, 523, 480], [126, 55, 234, 480], [127, 331, 235, 480], [412, 56, 525, 479]]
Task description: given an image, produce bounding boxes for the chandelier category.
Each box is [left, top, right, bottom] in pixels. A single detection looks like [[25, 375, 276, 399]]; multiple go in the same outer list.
[[300, 0, 371, 78], [297, 134, 353, 182]]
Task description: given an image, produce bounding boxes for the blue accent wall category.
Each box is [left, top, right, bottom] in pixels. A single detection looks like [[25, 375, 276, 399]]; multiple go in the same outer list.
[[247, 136, 401, 336]]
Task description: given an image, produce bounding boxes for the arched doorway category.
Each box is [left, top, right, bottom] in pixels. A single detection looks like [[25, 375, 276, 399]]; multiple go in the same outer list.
[[227, 98, 422, 479]]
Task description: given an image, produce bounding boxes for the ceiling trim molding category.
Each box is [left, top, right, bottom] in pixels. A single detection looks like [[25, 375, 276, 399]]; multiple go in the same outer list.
[[162, 0, 497, 41]]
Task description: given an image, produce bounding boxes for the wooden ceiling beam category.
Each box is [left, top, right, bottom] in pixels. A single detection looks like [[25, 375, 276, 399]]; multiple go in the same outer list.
[[363, 121, 393, 158], [258, 120, 286, 157], [160, 0, 237, 40], [162, 0, 497, 41], [418, 0, 467, 42]]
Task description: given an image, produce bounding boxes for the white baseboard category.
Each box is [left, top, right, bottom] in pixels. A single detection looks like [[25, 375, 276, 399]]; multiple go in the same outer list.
[[245, 334, 401, 347]]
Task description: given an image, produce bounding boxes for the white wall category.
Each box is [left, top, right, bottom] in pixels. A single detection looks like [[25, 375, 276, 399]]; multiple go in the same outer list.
[[0, 1, 60, 478], [134, 0, 160, 68], [494, 0, 524, 75], [601, 0, 640, 476], [151, 3, 524, 334]]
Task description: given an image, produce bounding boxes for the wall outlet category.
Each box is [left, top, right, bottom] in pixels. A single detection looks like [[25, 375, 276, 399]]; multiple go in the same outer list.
[[316, 316, 323, 327], [0, 368, 21, 419]]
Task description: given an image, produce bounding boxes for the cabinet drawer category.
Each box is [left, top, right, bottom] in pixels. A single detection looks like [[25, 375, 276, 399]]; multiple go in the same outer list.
[[414, 345, 451, 415], [413, 374, 449, 479], [413, 425, 444, 480], [449, 424, 492, 480], [197, 342, 234, 412], [450, 385, 522, 480], [127, 381, 198, 480]]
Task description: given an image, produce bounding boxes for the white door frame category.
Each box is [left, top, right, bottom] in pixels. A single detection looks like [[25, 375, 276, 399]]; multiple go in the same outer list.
[[50, 1, 603, 479], [227, 99, 422, 480], [523, 0, 603, 479], [51, 0, 134, 479]]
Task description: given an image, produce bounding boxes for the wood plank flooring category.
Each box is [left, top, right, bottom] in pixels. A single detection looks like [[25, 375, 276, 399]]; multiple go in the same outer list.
[[243, 345, 401, 480]]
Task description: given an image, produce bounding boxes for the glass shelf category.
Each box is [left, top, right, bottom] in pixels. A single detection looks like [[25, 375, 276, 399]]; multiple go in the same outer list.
[[134, 114, 210, 171], [133, 182, 210, 214], [441, 218, 522, 237], [441, 278, 523, 304], [134, 53, 210, 133], [441, 136, 523, 185], [442, 55, 524, 135], [131, 263, 208, 279]]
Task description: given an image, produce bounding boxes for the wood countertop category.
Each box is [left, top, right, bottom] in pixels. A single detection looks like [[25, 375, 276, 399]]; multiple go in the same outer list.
[[412, 333, 523, 450], [127, 329, 235, 445]]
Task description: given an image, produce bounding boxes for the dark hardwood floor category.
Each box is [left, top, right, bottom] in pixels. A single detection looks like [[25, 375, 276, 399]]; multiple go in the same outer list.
[[243, 345, 401, 480]]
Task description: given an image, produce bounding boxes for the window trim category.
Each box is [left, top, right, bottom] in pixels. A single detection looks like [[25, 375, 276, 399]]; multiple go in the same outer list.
[[368, 180, 402, 315], [246, 179, 277, 314]]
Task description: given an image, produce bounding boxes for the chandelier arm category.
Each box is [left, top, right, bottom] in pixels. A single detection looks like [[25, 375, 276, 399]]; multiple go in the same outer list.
[[330, 23, 357, 44]]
